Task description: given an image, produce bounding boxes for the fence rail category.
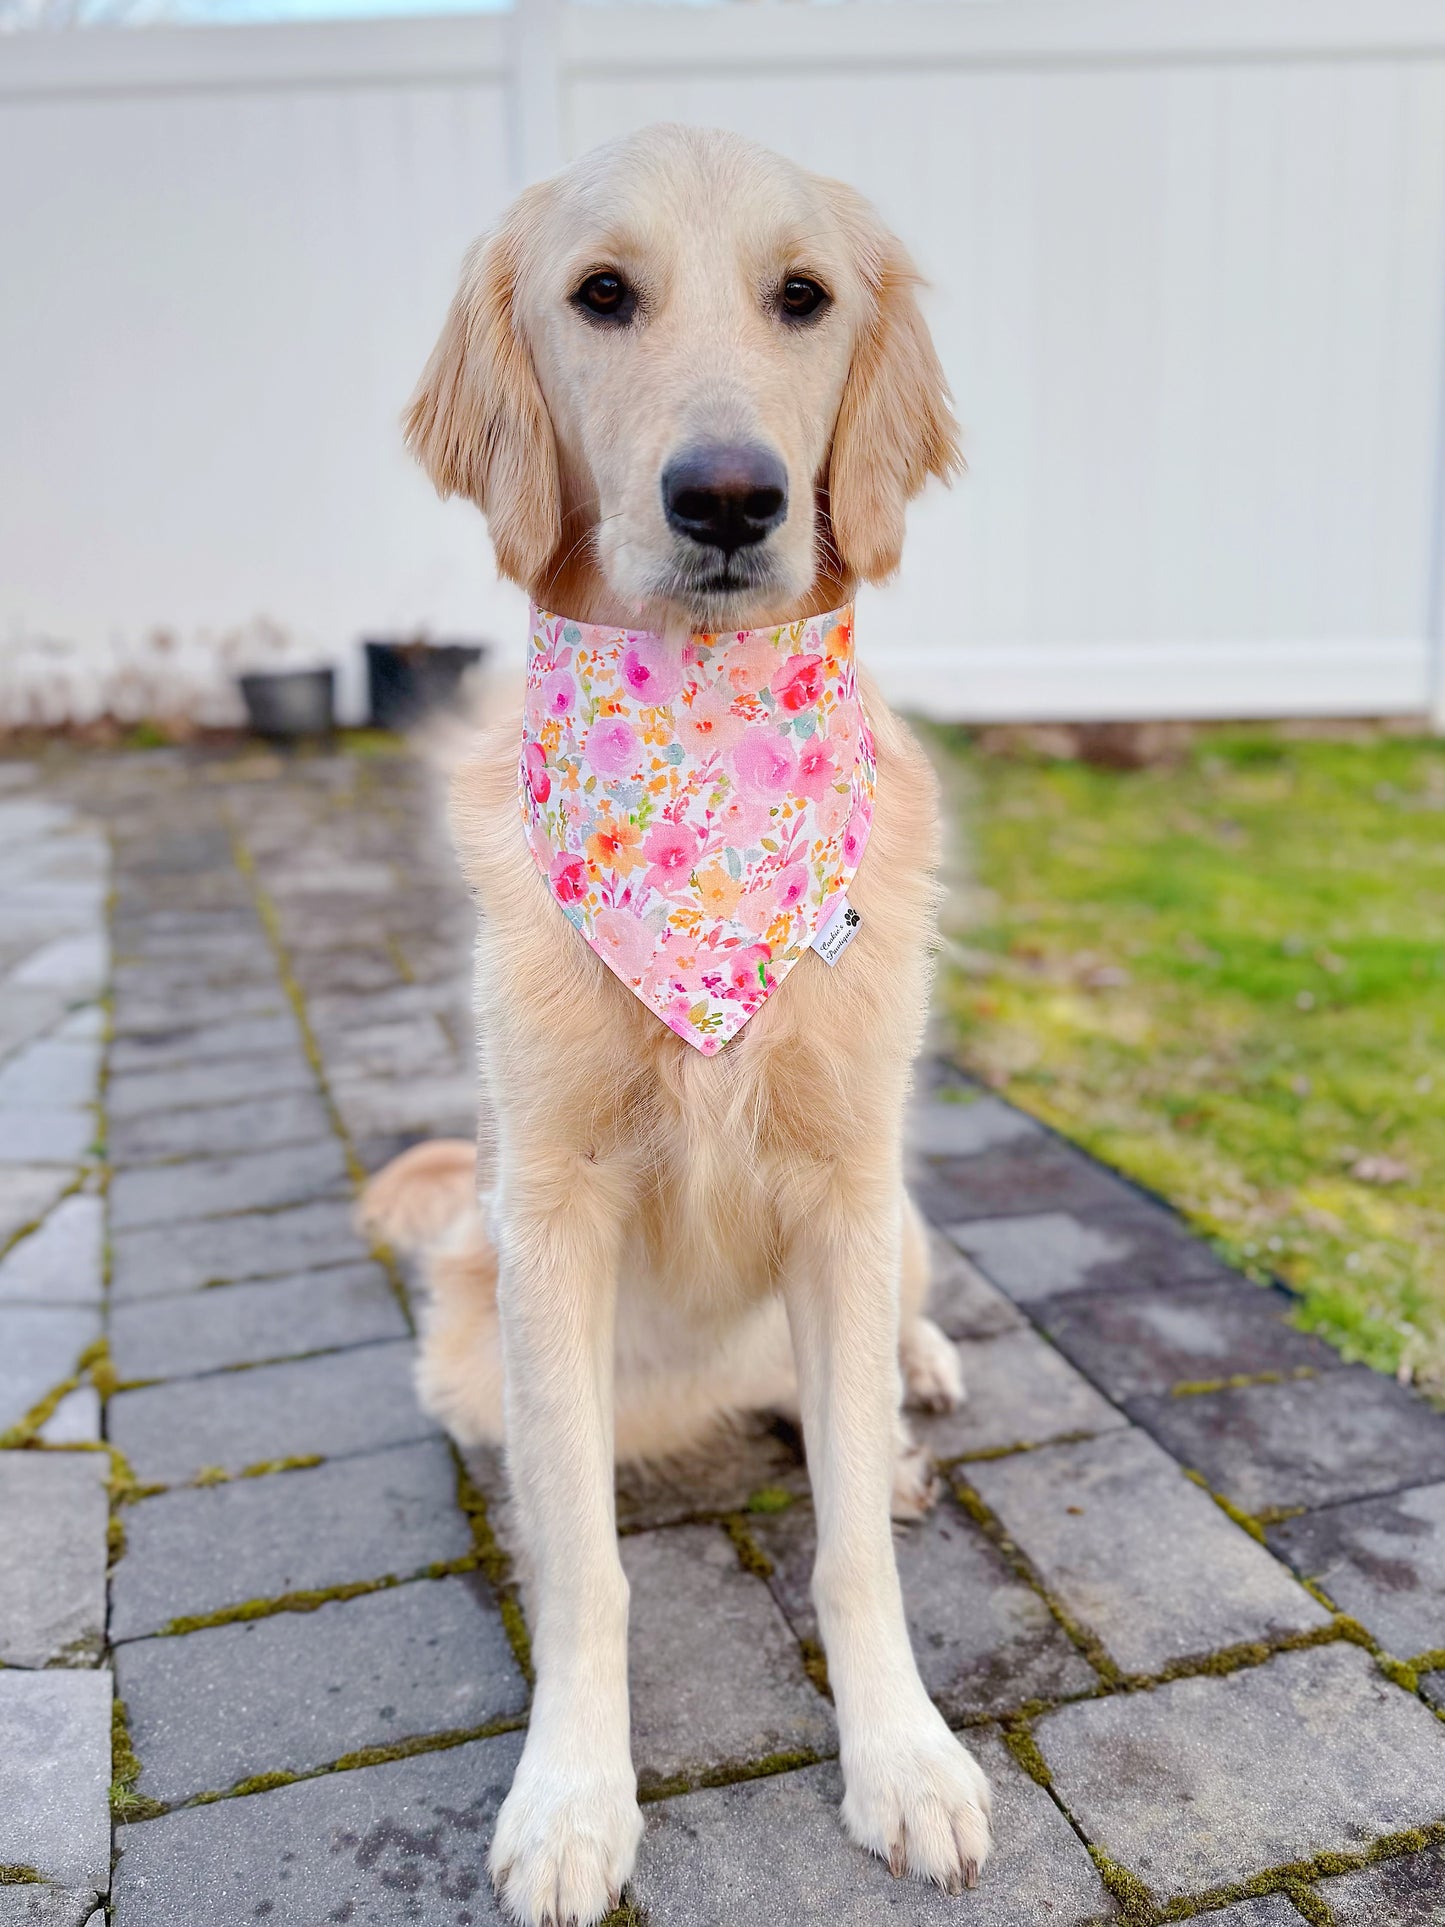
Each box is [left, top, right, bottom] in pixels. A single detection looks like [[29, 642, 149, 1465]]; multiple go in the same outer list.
[[3, 0, 1443, 724]]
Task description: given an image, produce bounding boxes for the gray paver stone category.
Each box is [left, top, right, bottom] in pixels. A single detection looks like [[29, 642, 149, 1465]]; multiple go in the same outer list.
[[909, 1095, 1042, 1159], [613, 1414, 810, 1533], [752, 1494, 1097, 1719], [119, 1574, 527, 1803], [1323, 1842, 1445, 1922], [0, 1453, 108, 1667], [1422, 1670, 1445, 1712], [924, 1233, 1026, 1341], [949, 1208, 1231, 1303], [109, 1439, 471, 1640], [112, 1198, 369, 1298], [1266, 1481, 1445, 1661], [0, 1196, 103, 1304], [969, 1429, 1329, 1676], [1037, 1281, 1341, 1402], [110, 1261, 407, 1381], [109, 1089, 333, 1165], [108, 1139, 350, 1229], [37, 1384, 101, 1445], [107, 1012, 302, 1074], [111, 980, 287, 1034], [0, 1670, 111, 1888], [0, 1040, 101, 1111], [329, 1070, 477, 1141], [106, 1051, 314, 1122], [112, 1730, 521, 1926], [0, 1112, 95, 1165], [914, 1136, 1140, 1224], [631, 1727, 1118, 1926], [1132, 1368, 1445, 1514], [0, 1889, 101, 1926], [911, 1326, 1126, 1461], [108, 1338, 433, 1483], [622, 1524, 835, 1786], [0, 1305, 101, 1433], [1037, 1642, 1445, 1901]]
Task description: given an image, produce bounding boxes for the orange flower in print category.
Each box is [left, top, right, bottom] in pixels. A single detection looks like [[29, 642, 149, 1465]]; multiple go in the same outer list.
[[585, 817, 646, 875], [518, 602, 874, 1054], [695, 862, 743, 920]]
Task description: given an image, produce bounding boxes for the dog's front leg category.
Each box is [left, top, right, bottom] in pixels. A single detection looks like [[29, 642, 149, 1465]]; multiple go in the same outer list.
[[785, 1179, 992, 1892], [487, 1155, 642, 1927]]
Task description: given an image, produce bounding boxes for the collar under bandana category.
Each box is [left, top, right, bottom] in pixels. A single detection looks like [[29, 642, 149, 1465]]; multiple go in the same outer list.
[[519, 601, 875, 1053]]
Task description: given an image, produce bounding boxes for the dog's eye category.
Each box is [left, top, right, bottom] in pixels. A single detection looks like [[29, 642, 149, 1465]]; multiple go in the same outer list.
[[573, 271, 635, 322], [779, 276, 829, 322]]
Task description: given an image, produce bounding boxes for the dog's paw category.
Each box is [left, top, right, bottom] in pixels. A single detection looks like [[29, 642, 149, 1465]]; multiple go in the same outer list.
[[841, 1714, 992, 1893], [490, 1765, 643, 1927], [901, 1315, 965, 1415], [891, 1437, 941, 1520]]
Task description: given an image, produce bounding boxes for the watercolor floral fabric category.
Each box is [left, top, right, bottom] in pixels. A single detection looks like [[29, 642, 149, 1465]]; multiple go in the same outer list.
[[519, 602, 875, 1053]]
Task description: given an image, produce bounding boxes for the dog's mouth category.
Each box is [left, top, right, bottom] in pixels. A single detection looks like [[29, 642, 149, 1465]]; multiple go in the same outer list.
[[647, 545, 792, 629]]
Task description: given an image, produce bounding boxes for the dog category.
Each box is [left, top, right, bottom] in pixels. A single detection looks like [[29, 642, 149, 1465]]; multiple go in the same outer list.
[[361, 123, 991, 1927]]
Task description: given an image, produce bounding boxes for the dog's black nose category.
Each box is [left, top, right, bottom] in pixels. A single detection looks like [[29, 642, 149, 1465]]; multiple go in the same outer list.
[[662, 443, 788, 554]]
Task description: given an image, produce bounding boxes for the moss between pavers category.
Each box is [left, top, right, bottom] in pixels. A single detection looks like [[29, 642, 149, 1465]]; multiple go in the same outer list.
[[1170, 1367, 1317, 1399], [0, 1867, 42, 1885], [158, 1560, 479, 1637], [455, 1459, 533, 1686], [111, 1697, 167, 1821], [637, 1746, 828, 1806], [143, 1714, 532, 1819]]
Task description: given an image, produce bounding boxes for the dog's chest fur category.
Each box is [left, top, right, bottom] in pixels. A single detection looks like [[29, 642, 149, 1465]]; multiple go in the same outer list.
[[452, 672, 942, 1315]]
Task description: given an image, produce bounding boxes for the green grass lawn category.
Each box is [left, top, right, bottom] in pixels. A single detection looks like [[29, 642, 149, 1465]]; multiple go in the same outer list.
[[928, 724, 1445, 1391]]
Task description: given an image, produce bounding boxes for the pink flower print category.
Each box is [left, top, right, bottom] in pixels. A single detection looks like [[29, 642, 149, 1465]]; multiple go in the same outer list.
[[716, 793, 770, 846], [720, 632, 778, 697], [815, 785, 850, 837], [641, 822, 702, 898], [737, 883, 776, 936], [794, 738, 837, 803], [620, 637, 682, 705], [732, 730, 797, 799], [585, 716, 641, 778], [549, 851, 589, 905], [775, 863, 810, 913], [724, 943, 772, 998], [676, 690, 744, 756], [842, 799, 872, 868], [828, 698, 862, 765], [772, 653, 824, 713], [523, 740, 551, 805], [591, 908, 652, 981], [539, 668, 576, 720]]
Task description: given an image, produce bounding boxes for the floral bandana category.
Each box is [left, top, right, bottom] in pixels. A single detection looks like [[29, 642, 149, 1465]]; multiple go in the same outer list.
[[519, 602, 875, 1053]]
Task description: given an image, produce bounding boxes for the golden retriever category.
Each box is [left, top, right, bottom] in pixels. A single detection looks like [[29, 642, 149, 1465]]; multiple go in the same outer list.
[[361, 122, 990, 1926]]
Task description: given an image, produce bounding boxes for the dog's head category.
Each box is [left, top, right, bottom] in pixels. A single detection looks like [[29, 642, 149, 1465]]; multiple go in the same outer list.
[[406, 124, 960, 631]]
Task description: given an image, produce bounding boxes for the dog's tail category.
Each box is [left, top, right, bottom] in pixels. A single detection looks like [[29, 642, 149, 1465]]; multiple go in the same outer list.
[[358, 1139, 479, 1255]]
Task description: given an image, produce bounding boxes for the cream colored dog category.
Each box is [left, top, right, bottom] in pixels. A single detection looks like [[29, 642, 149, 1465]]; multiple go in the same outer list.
[[361, 123, 991, 1926]]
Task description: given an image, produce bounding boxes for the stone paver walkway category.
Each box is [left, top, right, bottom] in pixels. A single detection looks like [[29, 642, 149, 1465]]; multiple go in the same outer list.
[[2, 742, 1445, 1926]]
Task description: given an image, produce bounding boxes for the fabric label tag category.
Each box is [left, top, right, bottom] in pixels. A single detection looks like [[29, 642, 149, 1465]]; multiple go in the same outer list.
[[814, 896, 862, 967]]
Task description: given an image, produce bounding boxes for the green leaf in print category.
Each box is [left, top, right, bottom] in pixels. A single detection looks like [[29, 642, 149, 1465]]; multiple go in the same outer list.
[[725, 846, 743, 879]]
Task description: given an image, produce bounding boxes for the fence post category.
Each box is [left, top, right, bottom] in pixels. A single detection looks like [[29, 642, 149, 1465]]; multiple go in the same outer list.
[[509, 0, 565, 190]]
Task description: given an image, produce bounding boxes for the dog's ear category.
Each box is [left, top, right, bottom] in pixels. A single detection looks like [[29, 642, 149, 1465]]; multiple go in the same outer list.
[[824, 186, 962, 583], [404, 196, 561, 587]]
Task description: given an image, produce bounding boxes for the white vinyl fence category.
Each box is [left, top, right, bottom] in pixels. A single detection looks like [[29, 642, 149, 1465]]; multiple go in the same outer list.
[[3, 0, 1445, 725]]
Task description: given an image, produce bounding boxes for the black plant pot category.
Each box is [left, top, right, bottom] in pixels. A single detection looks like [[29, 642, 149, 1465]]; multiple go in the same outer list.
[[238, 667, 336, 740], [365, 640, 485, 730]]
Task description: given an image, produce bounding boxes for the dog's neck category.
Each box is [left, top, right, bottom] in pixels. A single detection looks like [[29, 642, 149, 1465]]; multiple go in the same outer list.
[[532, 501, 855, 635]]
